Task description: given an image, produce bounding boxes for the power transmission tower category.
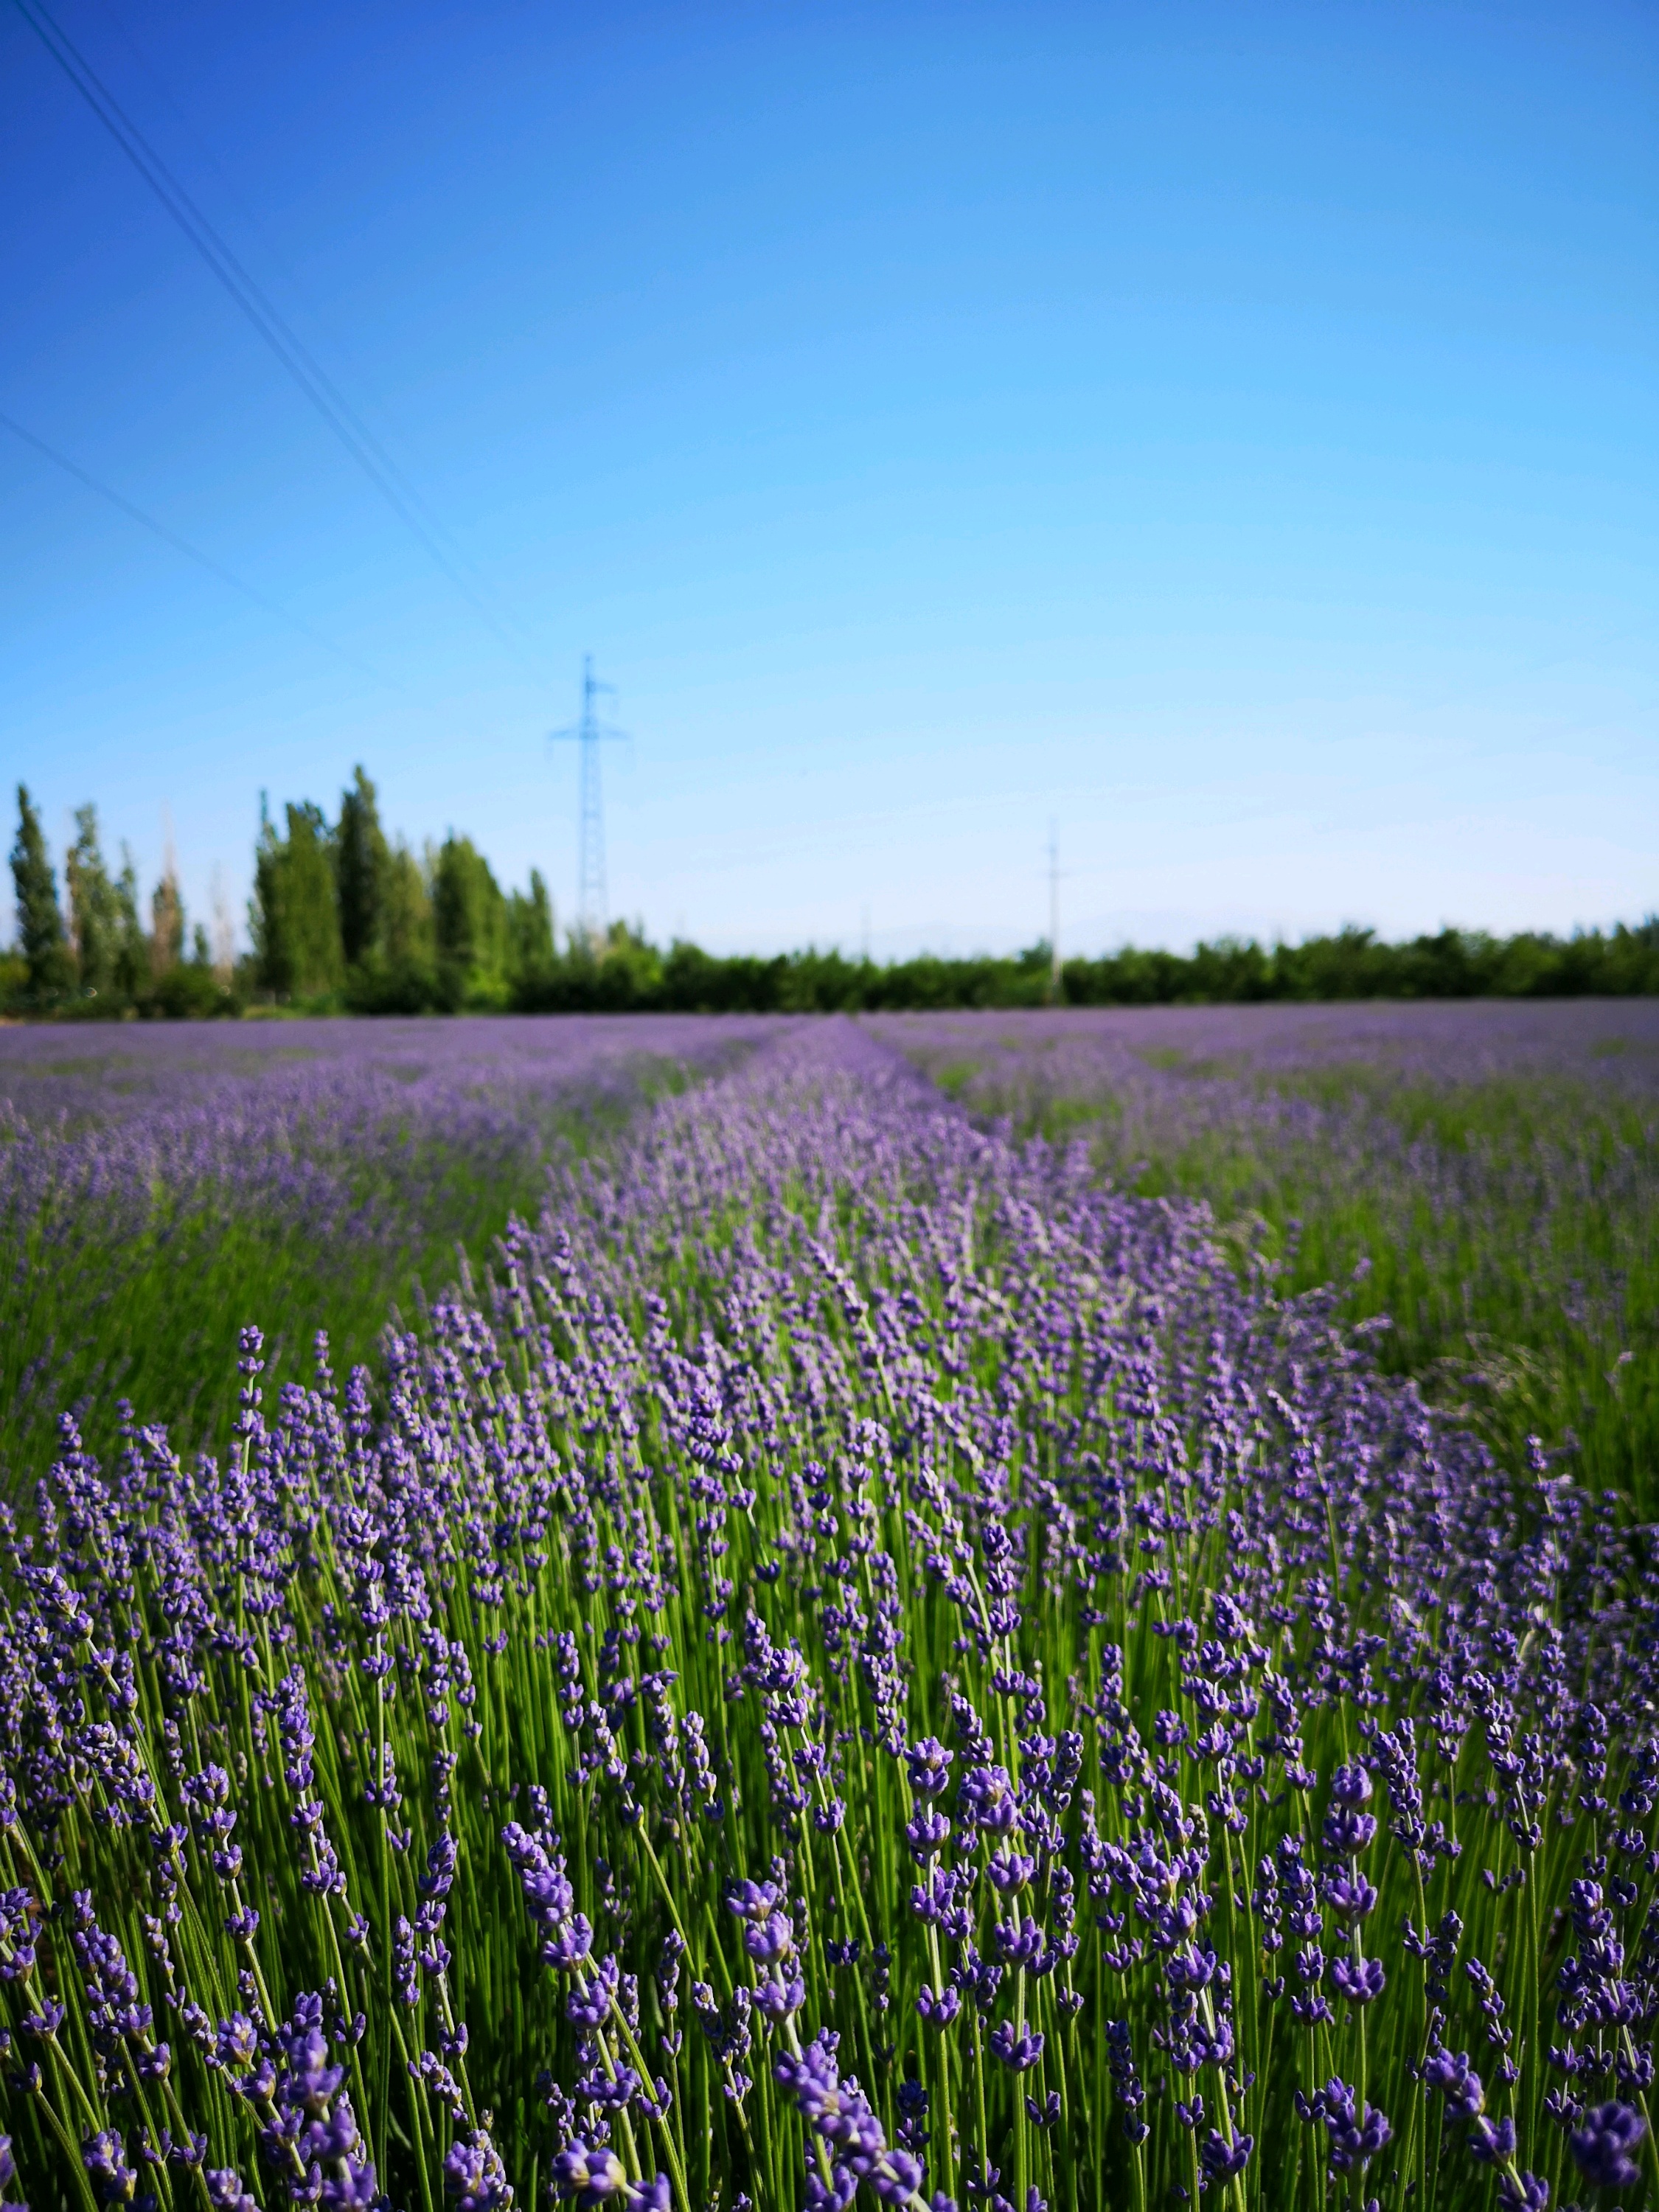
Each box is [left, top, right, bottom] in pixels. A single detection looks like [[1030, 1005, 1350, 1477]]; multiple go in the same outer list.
[[549, 656, 627, 947]]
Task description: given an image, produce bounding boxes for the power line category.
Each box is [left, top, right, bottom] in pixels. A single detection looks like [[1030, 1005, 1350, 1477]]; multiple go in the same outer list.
[[0, 407, 397, 686], [10, 0, 535, 667]]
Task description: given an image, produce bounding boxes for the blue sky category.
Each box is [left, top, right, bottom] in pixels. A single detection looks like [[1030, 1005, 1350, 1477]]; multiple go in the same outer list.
[[2, 1, 1654, 957]]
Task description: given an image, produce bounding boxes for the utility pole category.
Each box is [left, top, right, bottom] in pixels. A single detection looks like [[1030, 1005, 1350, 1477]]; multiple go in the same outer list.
[[549, 655, 627, 947], [1048, 818, 1061, 999]]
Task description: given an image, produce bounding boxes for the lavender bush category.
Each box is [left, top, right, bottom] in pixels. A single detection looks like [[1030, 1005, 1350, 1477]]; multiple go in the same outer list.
[[1, 1018, 1655, 2211]]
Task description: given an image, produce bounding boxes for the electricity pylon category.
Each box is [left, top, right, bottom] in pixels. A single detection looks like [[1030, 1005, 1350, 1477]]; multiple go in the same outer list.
[[549, 655, 627, 947]]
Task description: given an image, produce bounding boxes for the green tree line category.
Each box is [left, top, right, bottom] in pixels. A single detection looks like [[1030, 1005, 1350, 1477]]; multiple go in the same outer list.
[[4, 785, 223, 1017], [2, 771, 554, 1016], [248, 769, 554, 1011], [6, 775, 1658, 1017]]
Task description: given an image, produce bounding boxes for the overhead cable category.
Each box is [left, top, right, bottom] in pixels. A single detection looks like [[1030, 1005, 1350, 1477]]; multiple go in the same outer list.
[[10, 0, 536, 667], [0, 406, 399, 687]]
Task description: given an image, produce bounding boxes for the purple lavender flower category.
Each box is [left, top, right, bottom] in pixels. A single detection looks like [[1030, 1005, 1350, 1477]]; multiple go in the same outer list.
[[1423, 2046, 1486, 2121], [905, 1808, 953, 1863], [1470, 2115, 1518, 2165], [726, 1879, 783, 1922], [83, 2130, 142, 2208], [1570, 2100, 1646, 2189], [14, 1007, 1659, 2212], [1498, 2174, 1550, 2211], [1312, 2078, 1392, 2174], [443, 2132, 512, 2212], [742, 1912, 796, 1964], [1200, 2129, 1253, 2185], [906, 1739, 954, 1797], [753, 1975, 805, 2023], [1328, 1873, 1378, 1921], [549, 2141, 668, 2211], [987, 2020, 1044, 2072], [1330, 1955, 1385, 2004], [959, 1765, 1019, 1836]]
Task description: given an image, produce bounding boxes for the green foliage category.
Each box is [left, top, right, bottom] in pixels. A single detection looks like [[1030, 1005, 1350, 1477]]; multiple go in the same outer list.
[[2, 793, 238, 1021], [5, 1163, 484, 1486], [382, 838, 434, 965], [0, 1046, 700, 1482], [9, 784, 74, 1004], [63, 804, 122, 998], [335, 763, 390, 967], [151, 959, 237, 1019], [149, 864, 184, 975], [433, 832, 511, 1006], [513, 924, 1659, 1016], [251, 797, 344, 1000], [344, 837, 442, 1010], [507, 866, 555, 974], [112, 845, 149, 1000], [1060, 920, 1659, 1005]]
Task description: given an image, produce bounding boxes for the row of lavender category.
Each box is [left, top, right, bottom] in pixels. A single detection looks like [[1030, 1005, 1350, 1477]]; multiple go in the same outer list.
[[0, 1017, 775, 1249], [1, 1018, 1653, 2212], [871, 1001, 1659, 1508]]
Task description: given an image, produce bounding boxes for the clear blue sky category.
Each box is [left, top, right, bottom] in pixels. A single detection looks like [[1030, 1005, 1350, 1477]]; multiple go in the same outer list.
[[2, 1, 1654, 958]]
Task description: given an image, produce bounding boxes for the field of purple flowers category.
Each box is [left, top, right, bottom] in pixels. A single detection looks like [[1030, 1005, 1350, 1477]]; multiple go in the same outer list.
[[1, 1012, 1655, 2212], [873, 1001, 1659, 1517], [0, 1016, 771, 1481]]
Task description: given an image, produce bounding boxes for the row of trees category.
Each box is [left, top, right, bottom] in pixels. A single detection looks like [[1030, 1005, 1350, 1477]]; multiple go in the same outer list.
[[7, 776, 1659, 1017], [4, 787, 229, 1018], [506, 920, 1659, 1012], [2, 774, 556, 1016], [250, 770, 553, 1010]]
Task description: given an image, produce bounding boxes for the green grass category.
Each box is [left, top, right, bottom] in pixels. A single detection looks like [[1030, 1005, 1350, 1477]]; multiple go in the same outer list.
[[930, 1058, 981, 1099], [1133, 1044, 1243, 1081]]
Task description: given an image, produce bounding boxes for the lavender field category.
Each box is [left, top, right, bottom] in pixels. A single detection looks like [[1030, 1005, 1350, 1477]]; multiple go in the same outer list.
[[1, 1010, 1657, 2212]]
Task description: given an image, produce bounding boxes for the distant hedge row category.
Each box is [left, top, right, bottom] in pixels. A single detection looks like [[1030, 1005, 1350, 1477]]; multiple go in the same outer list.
[[498, 919, 1659, 1014], [321, 917, 1659, 1016], [11, 906, 1659, 1022]]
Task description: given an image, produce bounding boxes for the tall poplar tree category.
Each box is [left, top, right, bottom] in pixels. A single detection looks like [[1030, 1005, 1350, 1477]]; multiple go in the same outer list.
[[335, 765, 389, 970], [150, 867, 185, 975], [113, 846, 148, 1000], [250, 796, 344, 999], [10, 785, 74, 1001], [433, 833, 509, 1005], [507, 869, 555, 979], [382, 841, 434, 970], [64, 804, 122, 997]]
